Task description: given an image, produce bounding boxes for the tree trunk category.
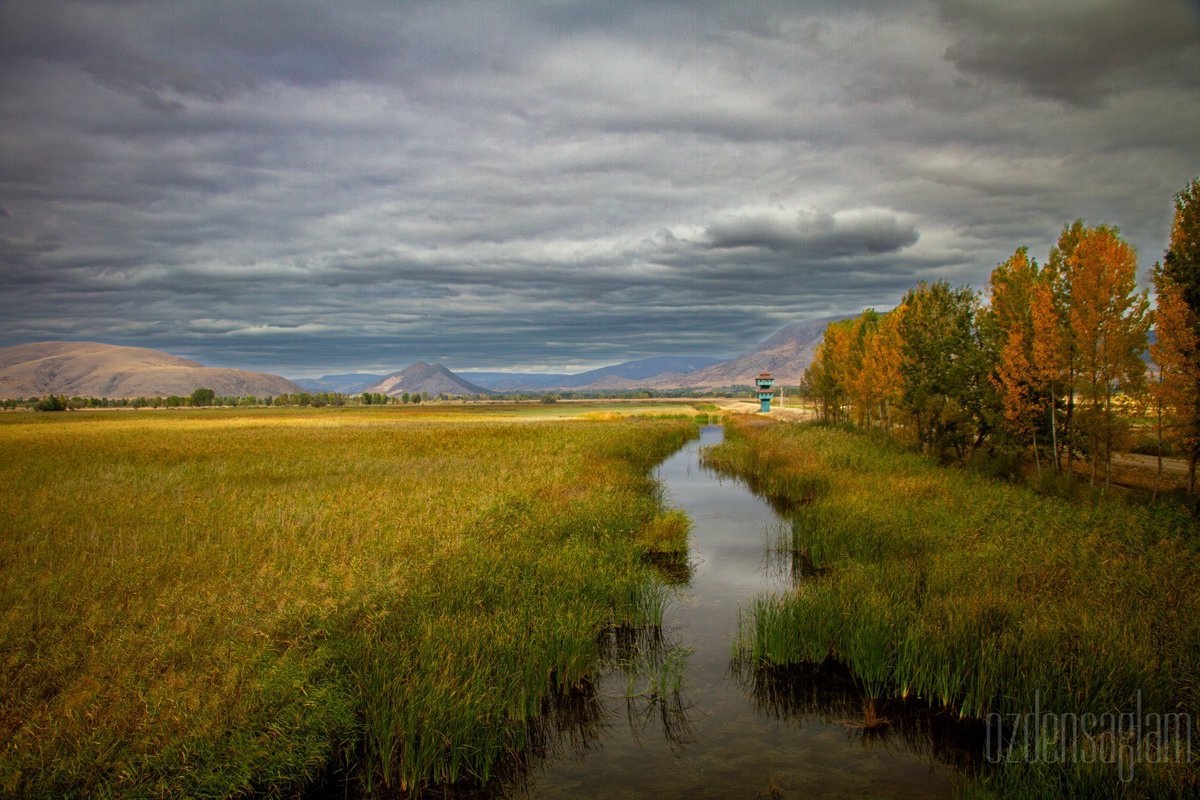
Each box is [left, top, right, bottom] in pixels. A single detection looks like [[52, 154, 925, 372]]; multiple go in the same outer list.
[[1192, 375, 1200, 502], [1089, 395, 1099, 488], [1032, 425, 1041, 475], [1066, 382, 1076, 474], [1049, 381, 1061, 474], [1103, 391, 1113, 493], [1153, 369, 1163, 502]]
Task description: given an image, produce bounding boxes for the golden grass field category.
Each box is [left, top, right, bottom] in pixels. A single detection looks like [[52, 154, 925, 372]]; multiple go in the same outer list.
[[0, 404, 700, 797]]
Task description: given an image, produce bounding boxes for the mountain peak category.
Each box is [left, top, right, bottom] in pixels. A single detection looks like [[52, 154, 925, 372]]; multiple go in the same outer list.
[[367, 362, 491, 396]]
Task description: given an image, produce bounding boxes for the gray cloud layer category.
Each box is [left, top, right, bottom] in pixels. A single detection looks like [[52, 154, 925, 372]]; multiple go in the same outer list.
[[1, 0, 1197, 374]]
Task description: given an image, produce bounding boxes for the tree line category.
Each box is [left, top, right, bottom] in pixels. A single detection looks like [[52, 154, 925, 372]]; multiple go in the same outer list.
[[802, 178, 1200, 497], [5, 390, 434, 411]]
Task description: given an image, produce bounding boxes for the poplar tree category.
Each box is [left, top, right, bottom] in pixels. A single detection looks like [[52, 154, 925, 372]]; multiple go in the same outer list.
[[806, 319, 855, 422], [844, 311, 880, 427], [1154, 178, 1200, 495], [1162, 178, 1200, 319], [859, 308, 905, 431], [1065, 227, 1150, 487], [1046, 220, 1091, 472], [985, 247, 1047, 465], [1030, 279, 1068, 472], [1150, 265, 1198, 493]]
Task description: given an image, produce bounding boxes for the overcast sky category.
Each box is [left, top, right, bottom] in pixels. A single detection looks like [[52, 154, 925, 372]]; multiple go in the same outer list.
[[1, 1, 1197, 376]]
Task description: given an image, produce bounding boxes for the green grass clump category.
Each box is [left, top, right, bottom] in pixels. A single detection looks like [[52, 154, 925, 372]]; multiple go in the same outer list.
[[637, 509, 691, 555], [0, 407, 694, 797], [706, 418, 1200, 796]]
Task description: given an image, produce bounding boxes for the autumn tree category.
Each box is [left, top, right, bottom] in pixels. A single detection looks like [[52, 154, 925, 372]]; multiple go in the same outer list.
[[984, 247, 1050, 466], [1154, 177, 1200, 494], [842, 311, 880, 427], [805, 318, 856, 422], [1162, 177, 1200, 319], [1030, 278, 1068, 472], [859, 307, 905, 430], [1065, 226, 1150, 487], [1045, 220, 1094, 472]]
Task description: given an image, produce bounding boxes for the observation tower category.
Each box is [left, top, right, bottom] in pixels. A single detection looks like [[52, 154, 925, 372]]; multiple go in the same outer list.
[[755, 372, 774, 413]]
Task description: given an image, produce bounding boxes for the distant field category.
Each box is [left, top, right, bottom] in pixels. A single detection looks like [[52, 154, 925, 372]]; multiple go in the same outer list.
[[0, 406, 695, 796], [442, 398, 723, 419], [0, 398, 723, 419]]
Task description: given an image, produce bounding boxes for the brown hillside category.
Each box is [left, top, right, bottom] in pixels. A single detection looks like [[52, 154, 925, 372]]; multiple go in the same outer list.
[[634, 317, 846, 389], [0, 341, 302, 398]]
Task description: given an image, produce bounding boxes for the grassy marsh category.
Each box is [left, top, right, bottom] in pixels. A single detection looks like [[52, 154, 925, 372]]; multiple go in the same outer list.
[[704, 418, 1199, 797], [0, 406, 694, 796]]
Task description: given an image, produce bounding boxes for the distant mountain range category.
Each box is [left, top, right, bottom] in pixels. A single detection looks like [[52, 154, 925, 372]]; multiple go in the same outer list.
[[292, 373, 386, 394], [647, 317, 842, 388], [0, 341, 301, 398], [458, 355, 726, 391], [0, 318, 841, 399], [436, 321, 837, 392], [460, 319, 837, 392]]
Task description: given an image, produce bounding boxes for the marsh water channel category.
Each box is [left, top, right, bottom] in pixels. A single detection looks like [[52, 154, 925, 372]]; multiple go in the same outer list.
[[467, 424, 980, 799]]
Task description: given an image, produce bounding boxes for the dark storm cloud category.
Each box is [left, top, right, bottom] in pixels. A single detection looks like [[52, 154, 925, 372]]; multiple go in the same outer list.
[[1, 1, 1198, 375], [937, 0, 1200, 107], [702, 209, 920, 257]]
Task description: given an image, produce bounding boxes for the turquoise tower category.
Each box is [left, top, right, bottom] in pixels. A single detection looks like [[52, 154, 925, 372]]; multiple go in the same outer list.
[[755, 372, 774, 413]]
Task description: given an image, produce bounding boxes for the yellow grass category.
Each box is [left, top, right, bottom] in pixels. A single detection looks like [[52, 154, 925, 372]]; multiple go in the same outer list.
[[0, 406, 694, 796]]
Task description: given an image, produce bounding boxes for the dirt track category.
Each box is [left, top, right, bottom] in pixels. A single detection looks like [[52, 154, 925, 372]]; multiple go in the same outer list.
[[716, 398, 815, 422]]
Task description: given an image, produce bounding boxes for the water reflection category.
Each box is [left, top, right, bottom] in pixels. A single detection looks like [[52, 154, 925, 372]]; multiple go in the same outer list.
[[640, 551, 694, 586], [761, 527, 830, 582], [732, 659, 985, 774]]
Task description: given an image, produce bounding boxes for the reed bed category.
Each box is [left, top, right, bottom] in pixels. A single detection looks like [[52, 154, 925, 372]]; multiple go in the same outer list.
[[705, 418, 1199, 797], [0, 407, 694, 797]]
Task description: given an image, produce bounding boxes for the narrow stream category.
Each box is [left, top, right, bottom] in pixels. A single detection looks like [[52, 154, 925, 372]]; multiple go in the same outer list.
[[511, 425, 974, 798]]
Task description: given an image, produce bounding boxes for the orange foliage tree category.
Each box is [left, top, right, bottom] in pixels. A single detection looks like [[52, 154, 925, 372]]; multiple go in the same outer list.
[[1029, 279, 1068, 472], [805, 309, 906, 430], [1046, 220, 1092, 473], [1154, 177, 1200, 494], [1150, 268, 1199, 492], [1065, 226, 1150, 487], [805, 320, 853, 422], [985, 247, 1050, 467], [859, 307, 905, 430]]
